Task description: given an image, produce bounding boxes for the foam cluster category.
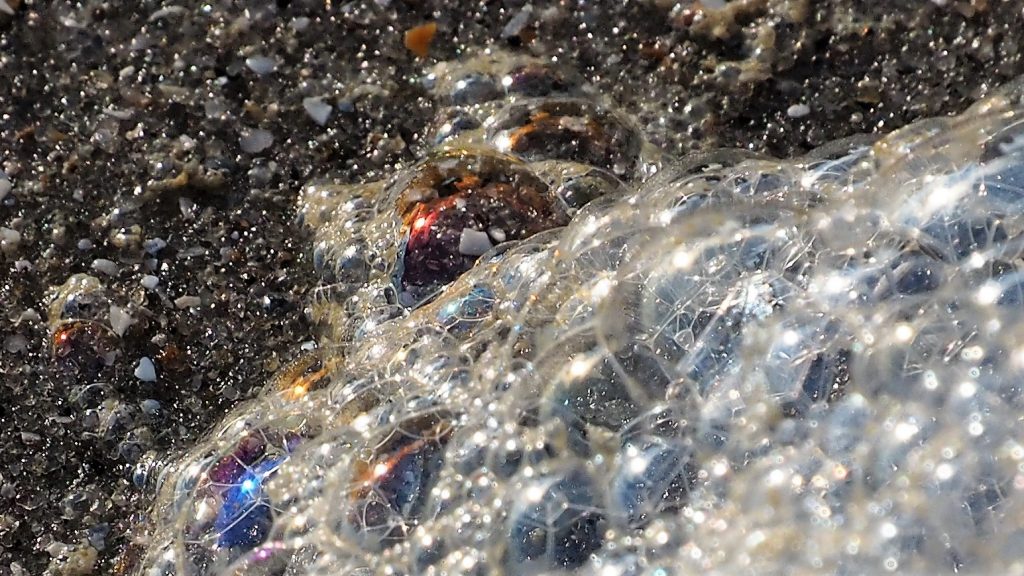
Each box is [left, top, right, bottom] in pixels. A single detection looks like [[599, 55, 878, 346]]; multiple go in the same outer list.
[[132, 53, 1024, 575]]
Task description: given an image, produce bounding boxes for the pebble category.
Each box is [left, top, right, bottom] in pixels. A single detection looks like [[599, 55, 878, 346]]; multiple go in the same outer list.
[[90, 259, 118, 276], [174, 295, 202, 309], [787, 103, 811, 118], [147, 5, 186, 22], [0, 171, 10, 200], [140, 275, 159, 290], [404, 21, 437, 58], [458, 228, 494, 256], [0, 226, 21, 251], [20, 431, 41, 444], [239, 128, 274, 154], [134, 357, 157, 382], [77, 239, 93, 250], [487, 226, 507, 243], [87, 524, 109, 552], [4, 334, 28, 353], [139, 399, 161, 416], [108, 305, 133, 337], [501, 4, 534, 40], [102, 107, 132, 120], [142, 238, 167, 255], [303, 97, 333, 126], [178, 197, 196, 219], [245, 55, 278, 75]]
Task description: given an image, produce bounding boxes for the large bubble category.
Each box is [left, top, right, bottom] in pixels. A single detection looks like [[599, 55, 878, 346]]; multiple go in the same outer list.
[[128, 55, 1024, 575]]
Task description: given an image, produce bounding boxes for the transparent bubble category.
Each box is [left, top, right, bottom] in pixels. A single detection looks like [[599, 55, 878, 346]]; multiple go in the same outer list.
[[486, 98, 643, 177], [47, 273, 122, 373], [130, 55, 1024, 575]]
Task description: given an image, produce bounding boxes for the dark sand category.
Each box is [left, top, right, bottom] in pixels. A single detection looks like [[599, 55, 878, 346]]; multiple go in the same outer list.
[[1, 0, 1022, 572]]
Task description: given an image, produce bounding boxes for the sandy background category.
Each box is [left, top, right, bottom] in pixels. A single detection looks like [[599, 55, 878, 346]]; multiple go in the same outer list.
[[1, 0, 1022, 573]]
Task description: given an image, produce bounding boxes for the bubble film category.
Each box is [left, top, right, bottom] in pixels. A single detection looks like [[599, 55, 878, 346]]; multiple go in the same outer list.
[[132, 54, 1024, 574]]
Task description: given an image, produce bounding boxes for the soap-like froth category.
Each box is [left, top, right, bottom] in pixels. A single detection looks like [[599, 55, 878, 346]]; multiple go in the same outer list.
[[131, 61, 1024, 575]]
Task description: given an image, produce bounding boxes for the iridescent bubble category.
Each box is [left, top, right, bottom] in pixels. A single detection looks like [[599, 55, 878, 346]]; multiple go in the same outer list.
[[339, 412, 454, 548], [386, 150, 566, 307]]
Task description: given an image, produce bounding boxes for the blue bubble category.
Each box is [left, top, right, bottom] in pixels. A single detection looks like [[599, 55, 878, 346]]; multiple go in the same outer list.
[[506, 468, 604, 573], [610, 436, 693, 527], [214, 457, 283, 552]]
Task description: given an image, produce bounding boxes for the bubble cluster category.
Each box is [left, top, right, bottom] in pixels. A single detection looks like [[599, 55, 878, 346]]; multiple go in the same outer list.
[[131, 54, 1024, 575]]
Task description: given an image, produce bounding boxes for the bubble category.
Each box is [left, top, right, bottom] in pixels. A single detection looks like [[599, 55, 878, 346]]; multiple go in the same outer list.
[[337, 411, 454, 548], [487, 98, 643, 177], [430, 107, 483, 145], [609, 435, 695, 527], [450, 72, 502, 106], [500, 61, 585, 99], [386, 150, 567, 307], [130, 54, 1024, 575], [505, 467, 604, 573], [47, 273, 122, 373]]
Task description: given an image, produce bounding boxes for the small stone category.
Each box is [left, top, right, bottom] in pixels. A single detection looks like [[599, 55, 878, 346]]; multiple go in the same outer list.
[[134, 357, 157, 381], [91, 259, 118, 276], [14, 259, 30, 271], [245, 55, 278, 75], [108, 305, 133, 336], [0, 171, 10, 200], [487, 227, 507, 243], [140, 399, 161, 416], [404, 21, 437, 58], [45, 541, 69, 558], [0, 226, 20, 252], [142, 237, 167, 255], [174, 295, 202, 309], [787, 103, 811, 118], [501, 4, 535, 41], [240, 128, 274, 153], [4, 334, 27, 353], [178, 197, 195, 219], [205, 98, 229, 120], [147, 5, 186, 22], [303, 97, 333, 126], [103, 107, 132, 120], [77, 238, 93, 251], [20, 431, 41, 444], [458, 228, 494, 256], [140, 275, 159, 290], [87, 524, 109, 552]]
